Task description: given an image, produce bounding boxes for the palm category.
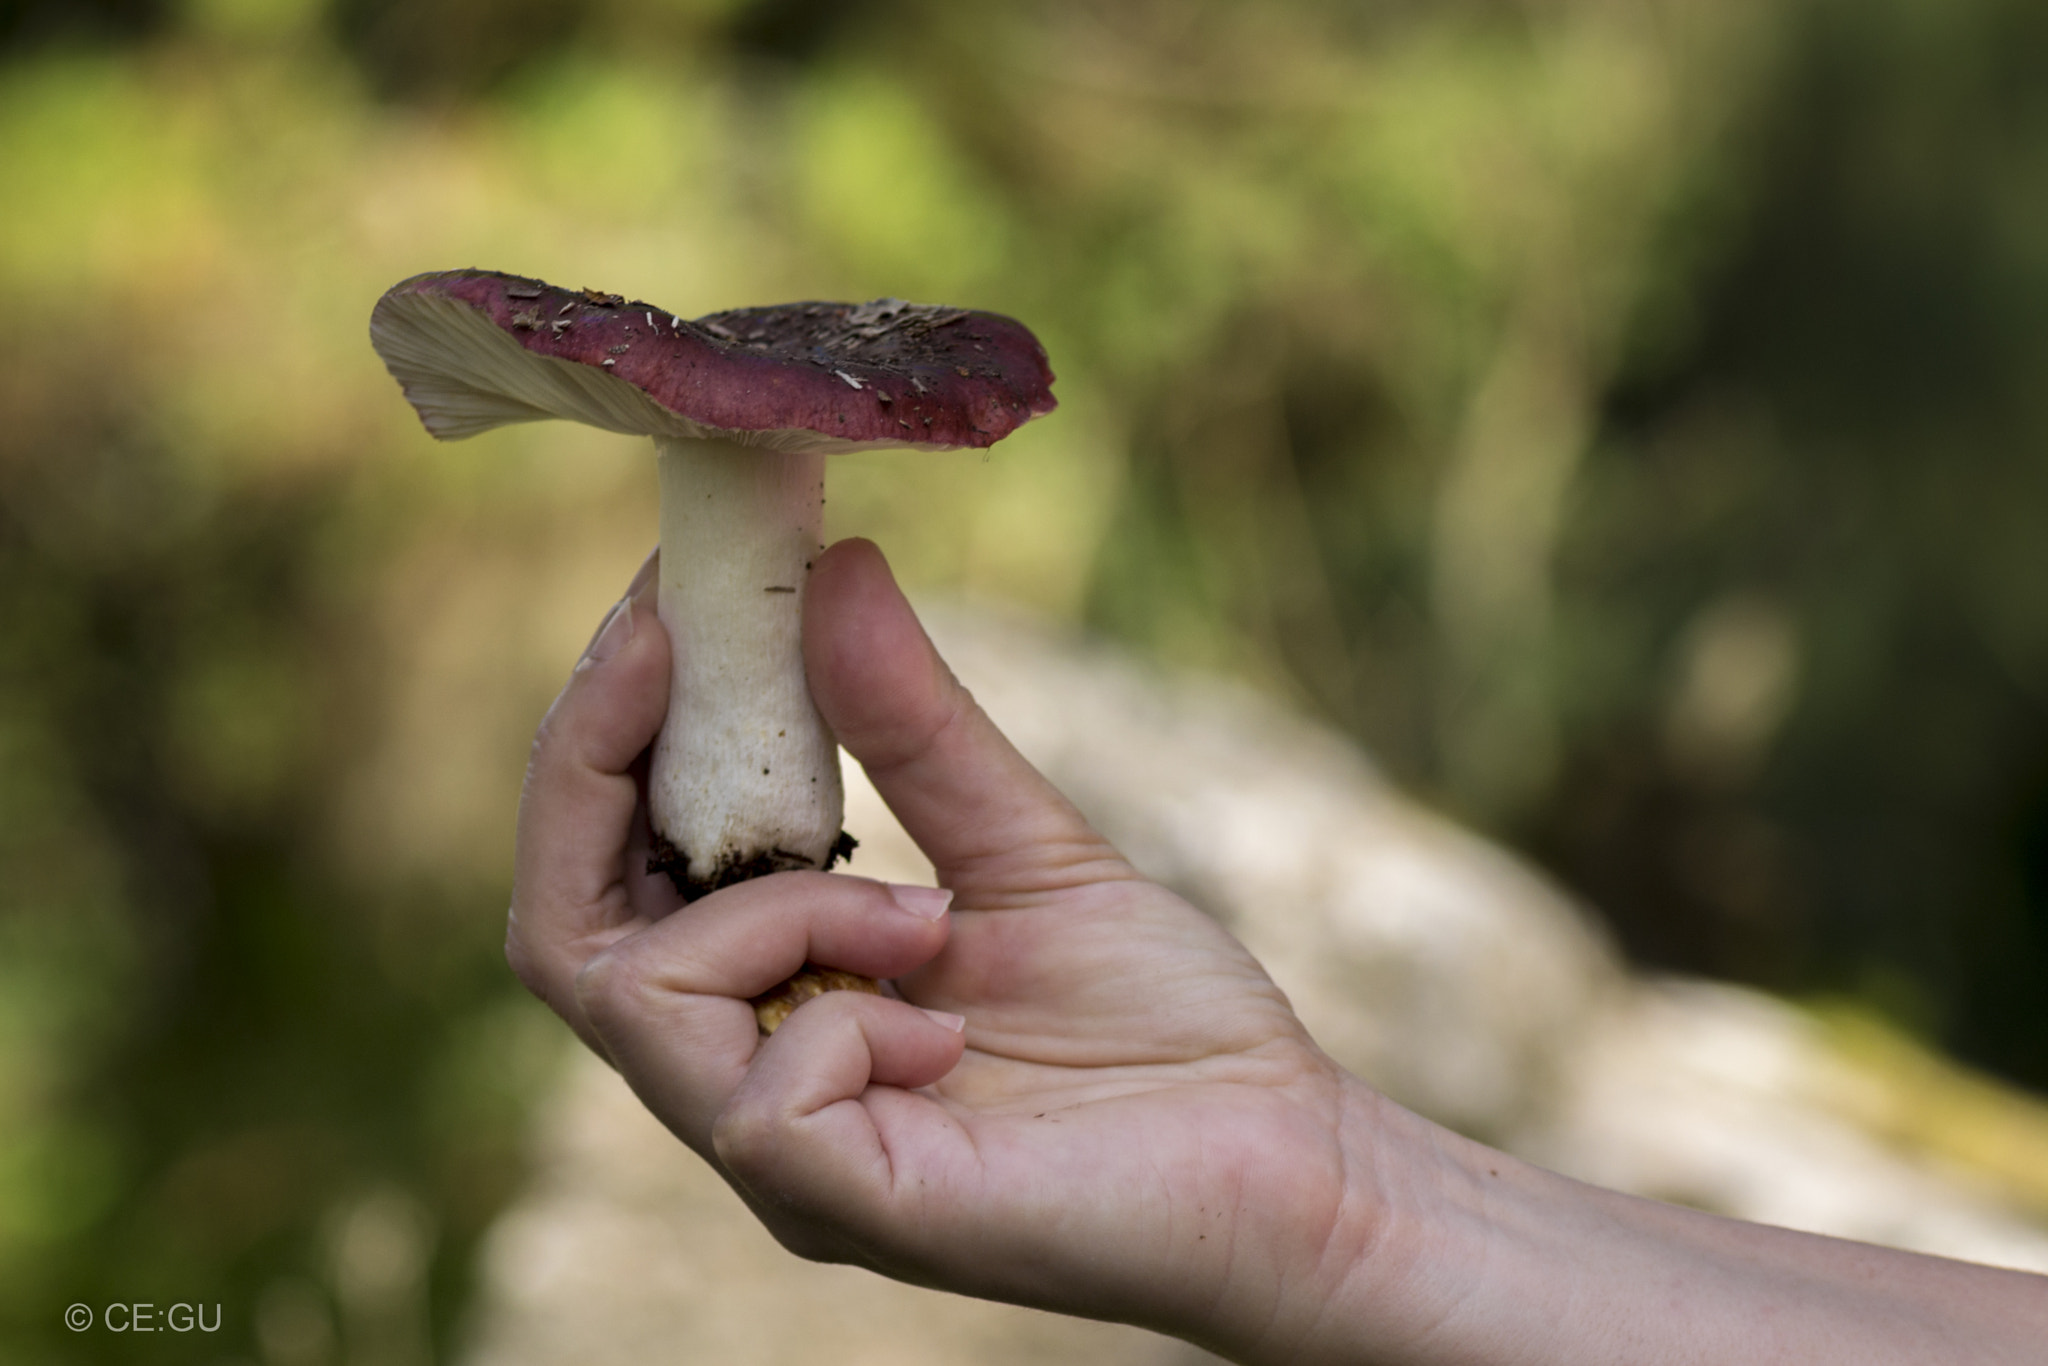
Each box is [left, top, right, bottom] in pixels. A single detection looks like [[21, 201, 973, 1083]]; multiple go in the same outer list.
[[821, 877, 1354, 1328], [912, 878, 1302, 1070]]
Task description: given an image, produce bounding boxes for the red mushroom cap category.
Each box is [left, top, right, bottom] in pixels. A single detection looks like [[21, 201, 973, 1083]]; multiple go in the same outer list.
[[370, 268, 1056, 452]]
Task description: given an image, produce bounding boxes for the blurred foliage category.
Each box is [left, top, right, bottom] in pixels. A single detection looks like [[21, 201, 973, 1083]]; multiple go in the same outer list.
[[1, 0, 2045, 1360]]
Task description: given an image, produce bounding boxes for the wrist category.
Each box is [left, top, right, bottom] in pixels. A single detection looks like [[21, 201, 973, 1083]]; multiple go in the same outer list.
[[1314, 1081, 1503, 1365], [1208, 1075, 1506, 1366], [1239, 1075, 1656, 1366]]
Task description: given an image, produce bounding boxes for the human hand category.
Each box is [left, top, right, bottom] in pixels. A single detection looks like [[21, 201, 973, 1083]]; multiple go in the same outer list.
[[505, 538, 1426, 1362], [507, 538, 2048, 1366]]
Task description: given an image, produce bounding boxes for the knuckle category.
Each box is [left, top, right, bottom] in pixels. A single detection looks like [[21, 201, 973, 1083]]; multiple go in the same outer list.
[[568, 930, 673, 1031], [571, 944, 635, 1026], [710, 1102, 774, 1179], [764, 1221, 850, 1266], [504, 920, 545, 998], [521, 716, 558, 787]]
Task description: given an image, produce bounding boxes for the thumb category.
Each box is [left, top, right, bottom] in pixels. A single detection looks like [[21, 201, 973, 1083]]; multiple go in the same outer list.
[[803, 539, 1129, 898]]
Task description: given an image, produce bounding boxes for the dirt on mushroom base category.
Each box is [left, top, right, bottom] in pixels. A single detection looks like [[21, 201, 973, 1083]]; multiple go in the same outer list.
[[645, 829, 860, 903]]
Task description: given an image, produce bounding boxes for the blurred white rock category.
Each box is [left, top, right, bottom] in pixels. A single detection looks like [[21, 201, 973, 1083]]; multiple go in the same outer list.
[[1510, 979, 2048, 1275], [460, 601, 2048, 1366]]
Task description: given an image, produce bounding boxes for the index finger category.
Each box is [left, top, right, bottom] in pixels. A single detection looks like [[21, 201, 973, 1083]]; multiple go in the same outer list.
[[508, 564, 673, 1042]]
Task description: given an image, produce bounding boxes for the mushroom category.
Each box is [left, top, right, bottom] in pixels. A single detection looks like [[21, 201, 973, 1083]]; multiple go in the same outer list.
[[370, 269, 1056, 1030]]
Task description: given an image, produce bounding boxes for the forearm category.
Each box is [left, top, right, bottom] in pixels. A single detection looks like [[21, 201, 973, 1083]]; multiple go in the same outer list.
[[1269, 1077, 2048, 1366]]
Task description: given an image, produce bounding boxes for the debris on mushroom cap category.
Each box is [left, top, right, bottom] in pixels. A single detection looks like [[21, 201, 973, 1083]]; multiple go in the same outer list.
[[370, 268, 1057, 453]]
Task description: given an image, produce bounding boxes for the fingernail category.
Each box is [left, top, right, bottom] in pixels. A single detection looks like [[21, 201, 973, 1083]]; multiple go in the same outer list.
[[582, 600, 634, 668], [920, 1008, 966, 1033], [887, 883, 953, 920], [627, 547, 659, 603]]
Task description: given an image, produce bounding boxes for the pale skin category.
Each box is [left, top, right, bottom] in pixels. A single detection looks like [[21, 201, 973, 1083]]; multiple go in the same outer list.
[[508, 538, 2048, 1365]]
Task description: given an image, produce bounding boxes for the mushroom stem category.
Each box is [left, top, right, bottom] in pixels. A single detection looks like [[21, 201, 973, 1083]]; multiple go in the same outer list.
[[646, 435, 845, 898]]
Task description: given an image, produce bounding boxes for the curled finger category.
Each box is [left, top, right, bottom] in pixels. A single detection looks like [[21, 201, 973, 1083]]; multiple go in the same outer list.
[[572, 871, 957, 1154]]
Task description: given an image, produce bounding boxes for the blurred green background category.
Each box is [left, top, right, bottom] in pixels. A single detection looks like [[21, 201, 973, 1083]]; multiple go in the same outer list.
[[3, 0, 2046, 1360]]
